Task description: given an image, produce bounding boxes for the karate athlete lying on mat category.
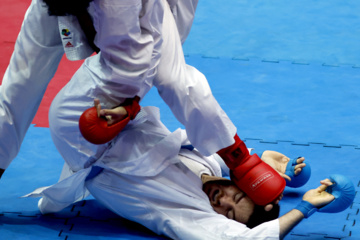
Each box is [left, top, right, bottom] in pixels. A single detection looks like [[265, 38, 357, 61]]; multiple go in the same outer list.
[[26, 103, 354, 240]]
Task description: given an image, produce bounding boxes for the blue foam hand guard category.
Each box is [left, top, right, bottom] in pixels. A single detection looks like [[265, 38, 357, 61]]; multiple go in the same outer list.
[[285, 157, 311, 188], [318, 174, 355, 213]]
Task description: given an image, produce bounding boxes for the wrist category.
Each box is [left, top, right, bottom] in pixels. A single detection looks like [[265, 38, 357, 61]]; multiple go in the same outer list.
[[295, 200, 317, 218], [217, 134, 250, 169], [251, 150, 264, 159], [121, 96, 141, 120]]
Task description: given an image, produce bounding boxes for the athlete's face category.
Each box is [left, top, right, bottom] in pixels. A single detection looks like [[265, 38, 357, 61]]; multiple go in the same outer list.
[[203, 180, 255, 224]]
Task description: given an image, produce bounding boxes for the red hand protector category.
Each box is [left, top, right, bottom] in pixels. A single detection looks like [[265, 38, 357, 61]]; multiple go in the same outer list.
[[122, 96, 141, 120], [230, 154, 286, 205], [217, 134, 286, 206], [79, 107, 131, 145], [79, 96, 141, 145], [217, 134, 250, 169]]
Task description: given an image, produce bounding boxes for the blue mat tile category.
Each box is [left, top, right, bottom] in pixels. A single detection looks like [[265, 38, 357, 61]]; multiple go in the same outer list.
[[3, 127, 358, 239], [0, 212, 66, 240], [0, 126, 63, 212], [244, 139, 359, 239], [143, 56, 360, 148], [0, 126, 168, 239], [184, 0, 360, 65]]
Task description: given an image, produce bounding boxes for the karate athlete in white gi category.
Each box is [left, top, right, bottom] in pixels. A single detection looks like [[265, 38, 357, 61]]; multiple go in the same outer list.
[[26, 102, 335, 239], [0, 0, 290, 209], [0, 0, 200, 177]]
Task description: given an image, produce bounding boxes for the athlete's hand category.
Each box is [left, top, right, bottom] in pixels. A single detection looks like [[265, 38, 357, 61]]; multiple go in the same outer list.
[[94, 99, 128, 126], [302, 179, 335, 208], [264, 193, 283, 211], [261, 151, 306, 182]]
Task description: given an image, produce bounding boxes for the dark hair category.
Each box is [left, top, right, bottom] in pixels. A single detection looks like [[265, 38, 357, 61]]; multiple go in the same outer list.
[[246, 204, 280, 228], [42, 0, 94, 16]]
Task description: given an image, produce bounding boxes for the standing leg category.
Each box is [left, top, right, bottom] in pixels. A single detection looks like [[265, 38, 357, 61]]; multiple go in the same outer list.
[[49, 66, 106, 172]]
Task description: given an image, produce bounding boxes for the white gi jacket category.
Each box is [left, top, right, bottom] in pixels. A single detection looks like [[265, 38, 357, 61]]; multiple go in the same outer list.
[[0, 0, 235, 170], [26, 106, 279, 240], [0, 0, 161, 168]]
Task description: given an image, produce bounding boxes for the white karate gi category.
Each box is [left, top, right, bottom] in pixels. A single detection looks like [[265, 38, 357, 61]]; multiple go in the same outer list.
[[27, 106, 279, 240], [0, 0, 228, 170], [0, 0, 163, 168]]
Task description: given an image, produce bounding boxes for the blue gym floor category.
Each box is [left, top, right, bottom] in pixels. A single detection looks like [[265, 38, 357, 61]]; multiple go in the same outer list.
[[1, 0, 360, 239]]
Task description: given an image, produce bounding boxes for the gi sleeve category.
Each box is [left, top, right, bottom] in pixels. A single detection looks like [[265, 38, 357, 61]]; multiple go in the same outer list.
[[154, 1, 237, 156], [168, 0, 199, 44], [0, 0, 64, 169], [91, 0, 164, 96]]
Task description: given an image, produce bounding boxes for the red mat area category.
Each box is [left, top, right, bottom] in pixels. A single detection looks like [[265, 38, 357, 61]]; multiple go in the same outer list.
[[0, 0, 84, 127]]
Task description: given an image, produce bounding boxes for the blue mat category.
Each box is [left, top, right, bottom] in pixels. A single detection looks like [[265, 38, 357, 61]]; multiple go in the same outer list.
[[183, 0, 360, 65], [2, 54, 359, 239], [144, 55, 360, 147], [0, 126, 169, 240], [2, 0, 360, 239], [244, 138, 360, 239], [2, 122, 359, 239], [142, 56, 360, 239]]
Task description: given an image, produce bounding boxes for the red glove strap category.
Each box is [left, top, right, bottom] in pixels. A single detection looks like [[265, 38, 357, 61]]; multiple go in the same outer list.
[[122, 96, 141, 120], [230, 154, 286, 206], [217, 134, 250, 169]]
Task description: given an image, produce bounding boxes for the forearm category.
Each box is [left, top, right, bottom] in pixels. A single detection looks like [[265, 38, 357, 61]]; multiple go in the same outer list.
[[278, 209, 304, 239]]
